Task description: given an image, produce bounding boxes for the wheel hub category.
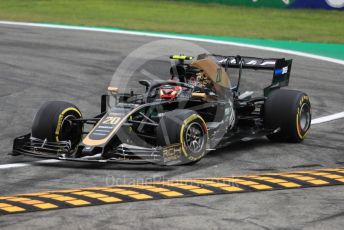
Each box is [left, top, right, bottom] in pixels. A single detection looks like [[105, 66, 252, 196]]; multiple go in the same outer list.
[[299, 103, 311, 132], [185, 122, 204, 153]]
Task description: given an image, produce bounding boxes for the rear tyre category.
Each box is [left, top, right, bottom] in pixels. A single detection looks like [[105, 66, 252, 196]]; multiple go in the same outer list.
[[264, 89, 311, 143], [157, 110, 208, 164], [31, 101, 83, 148]]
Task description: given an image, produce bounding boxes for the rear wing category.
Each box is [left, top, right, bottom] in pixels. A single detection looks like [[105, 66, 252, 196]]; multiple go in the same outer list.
[[206, 54, 293, 96]]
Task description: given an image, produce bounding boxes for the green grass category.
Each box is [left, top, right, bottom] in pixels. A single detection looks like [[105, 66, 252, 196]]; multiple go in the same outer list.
[[0, 0, 343, 43]]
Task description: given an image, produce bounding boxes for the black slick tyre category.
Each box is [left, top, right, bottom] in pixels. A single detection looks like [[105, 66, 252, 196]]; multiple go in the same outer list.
[[264, 89, 311, 143], [31, 101, 83, 148], [157, 109, 208, 164]]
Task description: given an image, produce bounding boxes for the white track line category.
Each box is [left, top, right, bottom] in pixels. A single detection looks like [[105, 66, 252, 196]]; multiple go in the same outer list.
[[0, 20, 343, 170], [0, 159, 60, 170], [311, 112, 344, 125], [0, 162, 29, 169]]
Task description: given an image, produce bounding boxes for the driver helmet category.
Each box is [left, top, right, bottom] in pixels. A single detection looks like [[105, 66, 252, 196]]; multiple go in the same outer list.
[[160, 85, 182, 100]]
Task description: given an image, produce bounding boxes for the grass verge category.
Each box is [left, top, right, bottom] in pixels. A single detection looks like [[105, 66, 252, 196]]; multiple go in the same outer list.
[[0, 0, 343, 43]]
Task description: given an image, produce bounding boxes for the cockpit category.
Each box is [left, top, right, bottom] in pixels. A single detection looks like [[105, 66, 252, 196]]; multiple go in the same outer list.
[[108, 54, 231, 105]]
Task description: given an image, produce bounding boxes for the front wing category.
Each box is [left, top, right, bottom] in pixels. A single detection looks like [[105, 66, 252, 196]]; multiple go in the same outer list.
[[12, 134, 189, 166]]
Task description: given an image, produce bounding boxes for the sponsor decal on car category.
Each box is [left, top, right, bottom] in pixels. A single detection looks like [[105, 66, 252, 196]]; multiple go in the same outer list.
[[162, 144, 182, 164], [274, 66, 289, 76]]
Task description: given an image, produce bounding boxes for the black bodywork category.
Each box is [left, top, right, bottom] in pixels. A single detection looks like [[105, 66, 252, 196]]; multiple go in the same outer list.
[[13, 54, 293, 165]]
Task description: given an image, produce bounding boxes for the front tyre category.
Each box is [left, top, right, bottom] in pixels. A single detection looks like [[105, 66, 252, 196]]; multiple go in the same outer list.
[[157, 110, 208, 164], [31, 101, 83, 148], [264, 89, 311, 143]]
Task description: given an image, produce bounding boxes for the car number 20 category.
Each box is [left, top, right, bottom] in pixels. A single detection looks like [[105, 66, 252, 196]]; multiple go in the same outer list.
[[103, 116, 121, 125]]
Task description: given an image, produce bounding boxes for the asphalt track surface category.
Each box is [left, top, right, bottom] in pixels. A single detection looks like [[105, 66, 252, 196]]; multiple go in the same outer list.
[[0, 24, 343, 229]]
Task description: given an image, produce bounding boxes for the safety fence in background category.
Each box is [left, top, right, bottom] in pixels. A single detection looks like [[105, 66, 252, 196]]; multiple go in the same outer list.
[[174, 0, 344, 10]]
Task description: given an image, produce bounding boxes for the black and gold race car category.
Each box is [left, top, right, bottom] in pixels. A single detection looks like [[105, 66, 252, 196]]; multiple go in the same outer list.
[[12, 54, 311, 165]]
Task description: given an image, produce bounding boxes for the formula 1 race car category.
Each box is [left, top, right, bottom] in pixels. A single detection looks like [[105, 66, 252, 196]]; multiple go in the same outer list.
[[12, 54, 312, 165]]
